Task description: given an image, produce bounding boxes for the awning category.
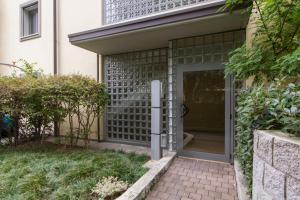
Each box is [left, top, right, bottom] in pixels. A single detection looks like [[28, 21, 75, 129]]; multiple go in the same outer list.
[[69, 0, 249, 55]]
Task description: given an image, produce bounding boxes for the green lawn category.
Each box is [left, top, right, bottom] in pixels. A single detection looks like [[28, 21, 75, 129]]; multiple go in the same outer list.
[[0, 144, 149, 200]]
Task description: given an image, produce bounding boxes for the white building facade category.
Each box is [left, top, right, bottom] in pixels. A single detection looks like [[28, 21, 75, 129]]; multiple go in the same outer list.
[[0, 0, 252, 162]]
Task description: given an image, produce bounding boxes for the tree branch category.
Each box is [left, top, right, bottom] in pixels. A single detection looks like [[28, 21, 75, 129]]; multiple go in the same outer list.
[[276, 3, 293, 47], [277, 21, 300, 55], [253, 0, 277, 57]]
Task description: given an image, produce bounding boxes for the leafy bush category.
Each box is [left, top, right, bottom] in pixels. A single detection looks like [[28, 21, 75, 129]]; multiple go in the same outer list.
[[236, 81, 300, 194], [224, 0, 300, 195], [0, 73, 109, 146], [224, 0, 300, 81]]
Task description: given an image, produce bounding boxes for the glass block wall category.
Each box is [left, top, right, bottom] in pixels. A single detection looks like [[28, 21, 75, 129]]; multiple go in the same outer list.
[[168, 30, 245, 150], [104, 49, 168, 145], [103, 0, 213, 24]]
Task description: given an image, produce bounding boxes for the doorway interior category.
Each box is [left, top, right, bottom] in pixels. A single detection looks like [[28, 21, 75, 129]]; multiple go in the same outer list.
[[177, 64, 232, 162]]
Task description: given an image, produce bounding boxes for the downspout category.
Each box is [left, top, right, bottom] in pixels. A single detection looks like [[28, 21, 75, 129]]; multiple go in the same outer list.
[[53, 0, 58, 75], [97, 54, 100, 82], [96, 54, 101, 142], [96, 54, 103, 142], [53, 0, 59, 137]]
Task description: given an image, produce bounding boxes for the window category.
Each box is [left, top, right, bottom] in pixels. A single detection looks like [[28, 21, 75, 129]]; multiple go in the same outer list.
[[20, 0, 40, 41]]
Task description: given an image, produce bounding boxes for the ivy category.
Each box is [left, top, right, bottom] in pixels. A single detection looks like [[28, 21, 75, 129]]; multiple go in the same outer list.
[[236, 81, 300, 195]]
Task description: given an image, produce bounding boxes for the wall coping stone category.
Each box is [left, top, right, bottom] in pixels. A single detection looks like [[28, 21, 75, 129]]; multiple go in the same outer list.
[[256, 130, 300, 146]]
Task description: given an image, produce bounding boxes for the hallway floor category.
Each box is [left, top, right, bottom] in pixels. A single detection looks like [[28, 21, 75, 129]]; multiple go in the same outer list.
[[146, 157, 238, 200]]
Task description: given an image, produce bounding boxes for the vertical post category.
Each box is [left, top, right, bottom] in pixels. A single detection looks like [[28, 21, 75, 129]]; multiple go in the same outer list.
[[151, 80, 162, 160]]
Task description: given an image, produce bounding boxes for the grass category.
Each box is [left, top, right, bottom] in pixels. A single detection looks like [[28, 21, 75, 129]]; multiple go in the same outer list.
[[0, 143, 149, 200]]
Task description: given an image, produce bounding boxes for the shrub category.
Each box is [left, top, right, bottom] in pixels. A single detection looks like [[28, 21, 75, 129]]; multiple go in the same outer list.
[[235, 81, 300, 194], [223, 0, 300, 196], [0, 76, 31, 145], [224, 0, 300, 82], [0, 74, 109, 146]]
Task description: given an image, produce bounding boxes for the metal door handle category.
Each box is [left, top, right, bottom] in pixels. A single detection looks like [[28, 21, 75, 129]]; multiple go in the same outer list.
[[181, 104, 189, 118]]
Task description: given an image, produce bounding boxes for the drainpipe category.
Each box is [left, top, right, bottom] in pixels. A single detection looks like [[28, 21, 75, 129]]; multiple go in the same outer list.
[[53, 0, 59, 137], [97, 54, 101, 142], [53, 0, 58, 75]]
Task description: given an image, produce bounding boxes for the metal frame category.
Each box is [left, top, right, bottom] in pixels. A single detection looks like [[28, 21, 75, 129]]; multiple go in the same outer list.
[[20, 0, 41, 42], [176, 63, 233, 162], [229, 75, 235, 164]]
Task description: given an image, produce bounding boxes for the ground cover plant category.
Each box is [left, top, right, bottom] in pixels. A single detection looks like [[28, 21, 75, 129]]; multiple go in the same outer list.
[[0, 144, 148, 200]]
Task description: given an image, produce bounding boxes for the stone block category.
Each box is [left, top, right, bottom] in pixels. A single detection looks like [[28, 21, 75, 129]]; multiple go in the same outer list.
[[273, 138, 300, 180], [287, 175, 300, 200], [255, 131, 274, 165], [263, 164, 285, 199], [254, 132, 259, 154], [252, 154, 265, 200]]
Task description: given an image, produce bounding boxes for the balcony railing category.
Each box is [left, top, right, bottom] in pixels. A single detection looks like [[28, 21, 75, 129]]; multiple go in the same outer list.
[[103, 0, 215, 25]]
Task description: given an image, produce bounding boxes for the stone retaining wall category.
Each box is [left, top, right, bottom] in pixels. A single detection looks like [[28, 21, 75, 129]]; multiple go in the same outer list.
[[253, 130, 300, 200]]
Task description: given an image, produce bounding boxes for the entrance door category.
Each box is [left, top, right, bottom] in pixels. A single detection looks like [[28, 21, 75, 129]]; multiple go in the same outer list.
[[177, 64, 232, 162]]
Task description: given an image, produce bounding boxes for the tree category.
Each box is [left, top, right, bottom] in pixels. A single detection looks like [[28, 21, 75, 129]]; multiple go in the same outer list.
[[224, 0, 300, 82]]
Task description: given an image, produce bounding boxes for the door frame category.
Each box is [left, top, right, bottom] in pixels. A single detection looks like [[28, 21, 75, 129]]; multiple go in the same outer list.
[[176, 63, 233, 163]]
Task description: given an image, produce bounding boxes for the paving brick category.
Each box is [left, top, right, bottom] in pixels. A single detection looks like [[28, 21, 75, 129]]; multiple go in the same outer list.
[[185, 186, 197, 193], [167, 194, 181, 200], [216, 187, 228, 193], [181, 198, 193, 200], [146, 197, 159, 200], [204, 185, 216, 192], [221, 192, 236, 200], [209, 191, 222, 199], [157, 192, 169, 199], [176, 190, 189, 198], [196, 189, 209, 196], [189, 193, 202, 200], [146, 158, 238, 200]]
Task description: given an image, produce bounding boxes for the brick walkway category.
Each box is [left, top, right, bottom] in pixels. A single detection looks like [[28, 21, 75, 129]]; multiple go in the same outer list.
[[146, 157, 238, 200]]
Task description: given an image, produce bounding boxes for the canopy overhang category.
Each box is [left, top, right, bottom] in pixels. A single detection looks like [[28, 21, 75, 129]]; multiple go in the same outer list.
[[69, 0, 250, 55]]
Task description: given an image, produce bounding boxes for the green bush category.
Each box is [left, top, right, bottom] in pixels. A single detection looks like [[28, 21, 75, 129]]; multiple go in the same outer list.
[[236, 81, 300, 194], [223, 0, 300, 196], [224, 0, 300, 82], [0, 74, 109, 146]]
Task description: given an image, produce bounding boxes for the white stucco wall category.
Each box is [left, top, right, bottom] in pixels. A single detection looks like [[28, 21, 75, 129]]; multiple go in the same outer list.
[[0, 0, 103, 78], [0, 0, 54, 75], [56, 0, 103, 140], [57, 0, 102, 79], [0, 0, 104, 140]]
